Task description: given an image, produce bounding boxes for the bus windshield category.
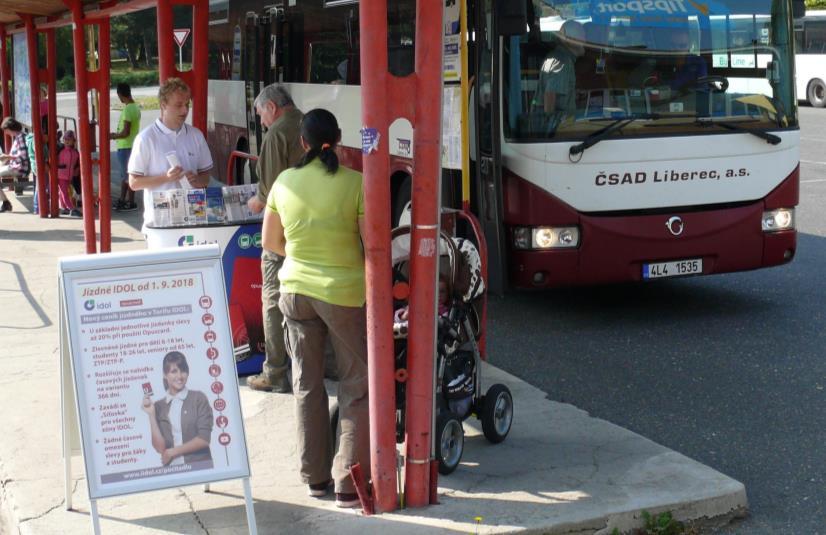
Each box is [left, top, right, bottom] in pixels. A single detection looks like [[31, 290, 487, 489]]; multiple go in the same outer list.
[[504, 0, 798, 142]]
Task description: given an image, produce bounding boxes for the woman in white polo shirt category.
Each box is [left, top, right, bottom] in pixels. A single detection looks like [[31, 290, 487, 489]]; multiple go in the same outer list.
[[127, 78, 213, 231]]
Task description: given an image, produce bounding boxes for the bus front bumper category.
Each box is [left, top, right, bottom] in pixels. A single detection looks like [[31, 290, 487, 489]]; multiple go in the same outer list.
[[509, 201, 797, 288]]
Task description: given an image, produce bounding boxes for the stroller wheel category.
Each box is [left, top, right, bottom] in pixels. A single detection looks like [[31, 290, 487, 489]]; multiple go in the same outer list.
[[436, 411, 464, 475], [480, 384, 513, 444]]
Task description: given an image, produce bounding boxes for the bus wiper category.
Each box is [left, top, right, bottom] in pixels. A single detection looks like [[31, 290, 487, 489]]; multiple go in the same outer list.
[[695, 118, 781, 145], [569, 114, 659, 157]]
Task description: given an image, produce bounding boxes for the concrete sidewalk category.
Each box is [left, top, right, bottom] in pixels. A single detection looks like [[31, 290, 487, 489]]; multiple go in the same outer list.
[[0, 190, 747, 534]]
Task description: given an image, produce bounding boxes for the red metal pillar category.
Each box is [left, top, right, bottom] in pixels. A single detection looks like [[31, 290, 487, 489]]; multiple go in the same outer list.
[[360, 0, 399, 513], [97, 16, 112, 252], [64, 0, 97, 253], [157, 0, 176, 84], [45, 28, 59, 218], [191, 0, 208, 132], [156, 0, 207, 130], [0, 27, 10, 153], [403, 0, 444, 508], [21, 14, 49, 219]]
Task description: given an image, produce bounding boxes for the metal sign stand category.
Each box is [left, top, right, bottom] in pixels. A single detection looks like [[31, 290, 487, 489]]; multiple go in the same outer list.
[[58, 247, 258, 535]]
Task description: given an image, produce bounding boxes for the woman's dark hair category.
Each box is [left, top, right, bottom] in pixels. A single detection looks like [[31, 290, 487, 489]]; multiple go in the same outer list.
[[0, 117, 22, 132], [296, 108, 341, 174], [162, 351, 189, 390]]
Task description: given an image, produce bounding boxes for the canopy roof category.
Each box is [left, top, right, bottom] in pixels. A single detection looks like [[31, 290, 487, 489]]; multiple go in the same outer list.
[[0, 0, 74, 25], [0, 0, 151, 28]]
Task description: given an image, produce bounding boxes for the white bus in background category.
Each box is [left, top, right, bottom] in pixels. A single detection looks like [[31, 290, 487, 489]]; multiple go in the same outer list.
[[207, 0, 802, 291], [795, 10, 826, 107]]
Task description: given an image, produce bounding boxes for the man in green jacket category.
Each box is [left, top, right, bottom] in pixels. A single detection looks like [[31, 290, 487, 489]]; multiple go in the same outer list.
[[246, 84, 304, 393]]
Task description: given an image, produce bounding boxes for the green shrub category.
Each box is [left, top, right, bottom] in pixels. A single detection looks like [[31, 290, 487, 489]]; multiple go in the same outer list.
[[111, 70, 159, 88], [639, 511, 686, 535], [57, 76, 76, 92], [53, 71, 159, 93]]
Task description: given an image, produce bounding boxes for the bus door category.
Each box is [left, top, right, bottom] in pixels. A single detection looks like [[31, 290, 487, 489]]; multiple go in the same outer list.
[[243, 9, 278, 171], [472, 0, 528, 294]]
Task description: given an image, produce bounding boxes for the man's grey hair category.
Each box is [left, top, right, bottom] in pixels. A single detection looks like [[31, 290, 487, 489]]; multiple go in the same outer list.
[[254, 84, 294, 109]]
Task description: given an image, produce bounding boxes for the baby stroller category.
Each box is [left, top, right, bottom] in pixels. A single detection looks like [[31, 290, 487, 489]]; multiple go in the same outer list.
[[391, 225, 514, 475]]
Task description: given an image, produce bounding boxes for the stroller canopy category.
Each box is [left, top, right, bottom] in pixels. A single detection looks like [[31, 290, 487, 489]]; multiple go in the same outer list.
[[390, 226, 485, 304]]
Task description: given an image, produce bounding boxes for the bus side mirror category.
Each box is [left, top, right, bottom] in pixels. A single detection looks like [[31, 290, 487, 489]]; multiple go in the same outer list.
[[793, 0, 805, 19], [496, 0, 528, 36]]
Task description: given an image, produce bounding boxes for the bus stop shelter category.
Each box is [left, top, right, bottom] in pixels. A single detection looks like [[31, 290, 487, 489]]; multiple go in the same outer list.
[[0, 0, 209, 255], [0, 0, 446, 515]]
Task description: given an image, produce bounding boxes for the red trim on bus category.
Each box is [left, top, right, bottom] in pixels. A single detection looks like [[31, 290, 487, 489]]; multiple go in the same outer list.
[[503, 168, 798, 288], [503, 168, 580, 226], [208, 123, 247, 184], [338, 145, 413, 178], [764, 165, 799, 209]]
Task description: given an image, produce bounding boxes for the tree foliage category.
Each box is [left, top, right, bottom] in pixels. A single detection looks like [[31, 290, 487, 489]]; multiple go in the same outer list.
[[806, 0, 826, 9], [110, 9, 158, 69]]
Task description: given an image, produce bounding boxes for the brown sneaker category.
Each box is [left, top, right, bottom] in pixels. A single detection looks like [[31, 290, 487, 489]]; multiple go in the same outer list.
[[247, 373, 292, 393], [308, 479, 332, 497], [335, 492, 361, 508]]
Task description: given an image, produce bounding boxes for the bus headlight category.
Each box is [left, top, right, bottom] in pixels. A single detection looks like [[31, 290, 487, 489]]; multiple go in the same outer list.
[[762, 208, 795, 232], [513, 226, 580, 249]]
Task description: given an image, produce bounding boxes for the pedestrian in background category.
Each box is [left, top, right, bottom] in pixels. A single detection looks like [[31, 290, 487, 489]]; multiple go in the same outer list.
[[245, 84, 304, 394], [57, 130, 81, 217], [262, 108, 369, 509], [110, 83, 141, 211], [0, 117, 30, 213], [25, 129, 40, 215]]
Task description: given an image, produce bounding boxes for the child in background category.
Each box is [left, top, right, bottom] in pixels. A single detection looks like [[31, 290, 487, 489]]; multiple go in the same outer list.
[[57, 130, 81, 217], [24, 131, 39, 214]]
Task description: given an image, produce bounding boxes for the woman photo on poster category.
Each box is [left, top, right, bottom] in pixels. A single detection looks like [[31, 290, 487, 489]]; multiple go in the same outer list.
[[141, 351, 214, 468]]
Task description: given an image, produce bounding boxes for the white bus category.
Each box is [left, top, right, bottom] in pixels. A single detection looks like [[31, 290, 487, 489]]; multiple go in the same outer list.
[[794, 9, 826, 107], [207, 0, 801, 291]]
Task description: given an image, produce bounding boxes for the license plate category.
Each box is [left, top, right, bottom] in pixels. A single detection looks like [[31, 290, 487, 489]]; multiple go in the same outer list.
[[643, 258, 703, 280]]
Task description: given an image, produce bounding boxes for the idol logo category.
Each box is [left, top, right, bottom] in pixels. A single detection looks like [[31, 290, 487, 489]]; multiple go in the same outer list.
[[84, 299, 112, 311], [178, 235, 218, 247]]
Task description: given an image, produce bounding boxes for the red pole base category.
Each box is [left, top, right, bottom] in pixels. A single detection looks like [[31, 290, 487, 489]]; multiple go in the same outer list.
[[349, 463, 374, 515], [429, 460, 439, 505]]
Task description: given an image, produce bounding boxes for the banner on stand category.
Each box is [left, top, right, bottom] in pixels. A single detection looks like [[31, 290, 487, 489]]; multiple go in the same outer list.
[[59, 245, 251, 499]]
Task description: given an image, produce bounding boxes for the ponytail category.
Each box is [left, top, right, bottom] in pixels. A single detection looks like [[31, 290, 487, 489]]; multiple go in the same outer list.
[[294, 109, 341, 175], [296, 144, 339, 174]]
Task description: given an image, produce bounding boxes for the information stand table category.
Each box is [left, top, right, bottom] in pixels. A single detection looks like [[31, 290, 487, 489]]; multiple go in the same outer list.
[[145, 221, 265, 375]]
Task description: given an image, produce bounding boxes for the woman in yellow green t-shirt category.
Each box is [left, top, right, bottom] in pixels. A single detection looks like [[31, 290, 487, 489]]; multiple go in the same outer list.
[[261, 108, 368, 509]]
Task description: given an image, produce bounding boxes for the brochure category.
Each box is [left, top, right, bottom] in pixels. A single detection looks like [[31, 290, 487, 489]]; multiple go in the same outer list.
[[151, 191, 171, 228], [169, 189, 188, 226], [206, 187, 226, 224], [186, 189, 207, 225]]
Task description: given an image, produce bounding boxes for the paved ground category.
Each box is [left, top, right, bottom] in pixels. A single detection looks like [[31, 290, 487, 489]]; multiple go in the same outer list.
[[0, 187, 745, 532]]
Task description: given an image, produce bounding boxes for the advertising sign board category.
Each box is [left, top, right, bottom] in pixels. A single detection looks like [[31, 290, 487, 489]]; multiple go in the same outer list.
[[59, 246, 256, 533], [12, 32, 32, 128]]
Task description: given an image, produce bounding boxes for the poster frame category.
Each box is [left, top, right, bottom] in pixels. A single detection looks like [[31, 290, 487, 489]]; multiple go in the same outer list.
[[58, 245, 257, 534]]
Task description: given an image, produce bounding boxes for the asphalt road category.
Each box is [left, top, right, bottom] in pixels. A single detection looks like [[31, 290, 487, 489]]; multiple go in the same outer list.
[[485, 105, 826, 534]]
